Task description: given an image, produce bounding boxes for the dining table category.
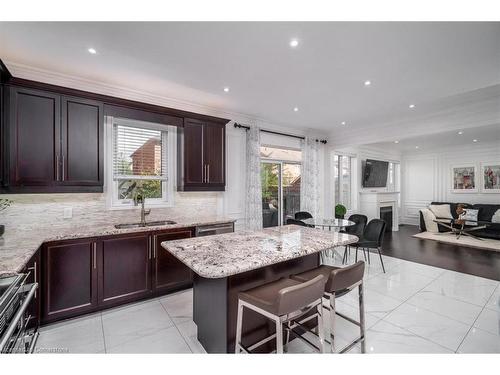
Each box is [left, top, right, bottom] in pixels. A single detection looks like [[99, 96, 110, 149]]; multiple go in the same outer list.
[[302, 218, 355, 231]]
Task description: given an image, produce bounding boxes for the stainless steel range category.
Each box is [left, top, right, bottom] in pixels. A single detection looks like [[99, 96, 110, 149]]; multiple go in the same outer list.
[[0, 273, 39, 353]]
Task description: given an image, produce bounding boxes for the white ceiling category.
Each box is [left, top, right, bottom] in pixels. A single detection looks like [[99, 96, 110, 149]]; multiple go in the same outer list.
[[367, 123, 500, 153], [1, 22, 499, 139]]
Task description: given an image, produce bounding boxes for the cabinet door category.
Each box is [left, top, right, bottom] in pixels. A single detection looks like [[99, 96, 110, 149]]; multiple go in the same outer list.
[[183, 118, 205, 185], [203, 122, 225, 187], [42, 240, 98, 323], [153, 228, 194, 295], [61, 97, 103, 186], [98, 233, 152, 307], [24, 249, 41, 330], [9, 87, 61, 186]]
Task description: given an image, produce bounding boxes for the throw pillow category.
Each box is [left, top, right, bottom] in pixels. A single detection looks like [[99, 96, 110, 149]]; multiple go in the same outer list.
[[420, 208, 439, 233], [429, 204, 453, 219], [460, 208, 479, 224], [492, 209, 500, 223]]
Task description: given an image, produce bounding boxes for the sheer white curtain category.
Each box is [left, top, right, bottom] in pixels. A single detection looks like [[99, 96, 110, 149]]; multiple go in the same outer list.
[[300, 137, 320, 219], [245, 125, 263, 230]]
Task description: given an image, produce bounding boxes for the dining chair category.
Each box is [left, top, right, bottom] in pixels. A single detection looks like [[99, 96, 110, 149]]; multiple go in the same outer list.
[[286, 218, 308, 226], [354, 219, 387, 273], [294, 211, 313, 220], [342, 214, 368, 264]]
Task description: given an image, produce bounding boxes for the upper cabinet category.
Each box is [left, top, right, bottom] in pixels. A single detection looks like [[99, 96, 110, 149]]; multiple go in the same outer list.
[[3, 87, 104, 192], [178, 118, 226, 191]]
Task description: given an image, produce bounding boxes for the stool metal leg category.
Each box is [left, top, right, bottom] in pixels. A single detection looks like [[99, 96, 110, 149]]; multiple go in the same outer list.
[[235, 300, 244, 353], [329, 294, 336, 353], [317, 304, 326, 353], [275, 318, 284, 354], [359, 283, 366, 353]]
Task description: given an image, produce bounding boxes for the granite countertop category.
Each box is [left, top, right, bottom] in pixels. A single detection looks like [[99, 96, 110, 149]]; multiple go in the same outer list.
[[162, 225, 358, 279], [0, 215, 235, 277]]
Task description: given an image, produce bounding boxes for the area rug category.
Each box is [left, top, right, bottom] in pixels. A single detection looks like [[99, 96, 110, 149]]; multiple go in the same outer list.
[[413, 231, 500, 252]]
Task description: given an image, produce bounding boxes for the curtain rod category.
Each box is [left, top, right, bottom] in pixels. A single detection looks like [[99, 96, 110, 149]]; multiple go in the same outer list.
[[233, 123, 327, 144]]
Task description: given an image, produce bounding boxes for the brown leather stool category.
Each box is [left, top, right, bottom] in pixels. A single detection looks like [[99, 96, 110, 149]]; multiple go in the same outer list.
[[235, 275, 326, 354], [291, 261, 366, 353]]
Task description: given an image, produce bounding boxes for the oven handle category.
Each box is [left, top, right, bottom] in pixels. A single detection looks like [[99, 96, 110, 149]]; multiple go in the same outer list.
[[0, 283, 38, 353]]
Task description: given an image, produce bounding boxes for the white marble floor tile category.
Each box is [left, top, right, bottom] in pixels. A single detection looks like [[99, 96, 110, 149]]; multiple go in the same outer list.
[[107, 326, 192, 353], [423, 272, 498, 306], [458, 327, 500, 353], [384, 261, 445, 279], [159, 289, 193, 324], [102, 299, 174, 350], [473, 308, 500, 336], [176, 320, 207, 354], [342, 288, 403, 319], [35, 314, 105, 354], [406, 290, 483, 326], [364, 320, 452, 353], [486, 284, 500, 312], [364, 275, 427, 302], [383, 302, 470, 351]]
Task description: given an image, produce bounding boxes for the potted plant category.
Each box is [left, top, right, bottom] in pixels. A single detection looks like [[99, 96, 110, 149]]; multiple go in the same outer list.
[[0, 198, 13, 237], [335, 204, 347, 219]]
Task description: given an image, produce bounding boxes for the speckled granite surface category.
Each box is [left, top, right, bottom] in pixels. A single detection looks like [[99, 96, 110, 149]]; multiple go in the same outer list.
[[0, 215, 234, 277], [162, 225, 358, 278]]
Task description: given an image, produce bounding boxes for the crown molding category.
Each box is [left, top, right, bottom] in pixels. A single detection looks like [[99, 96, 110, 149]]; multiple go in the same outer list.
[[5, 60, 327, 139]]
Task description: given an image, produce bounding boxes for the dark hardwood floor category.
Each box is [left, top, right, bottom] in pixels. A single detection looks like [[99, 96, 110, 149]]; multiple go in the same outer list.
[[381, 225, 500, 281]]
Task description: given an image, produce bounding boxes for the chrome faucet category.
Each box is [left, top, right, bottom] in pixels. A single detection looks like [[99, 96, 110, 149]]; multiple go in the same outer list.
[[134, 194, 151, 226]]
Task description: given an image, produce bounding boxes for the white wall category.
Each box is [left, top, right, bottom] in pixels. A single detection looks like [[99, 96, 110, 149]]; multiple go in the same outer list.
[[401, 141, 500, 225]]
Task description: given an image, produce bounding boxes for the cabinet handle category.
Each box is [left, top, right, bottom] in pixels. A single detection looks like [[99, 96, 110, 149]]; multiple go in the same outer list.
[[93, 243, 97, 269], [62, 155, 65, 181], [207, 164, 210, 183], [28, 261, 37, 298], [153, 236, 157, 258], [204, 164, 207, 183], [56, 155, 60, 181]]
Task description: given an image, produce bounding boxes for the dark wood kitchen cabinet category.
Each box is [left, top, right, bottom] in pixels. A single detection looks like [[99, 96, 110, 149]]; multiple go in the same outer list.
[[42, 239, 98, 323], [3, 86, 103, 193], [98, 233, 152, 307], [60, 96, 103, 186], [152, 227, 195, 294], [8, 87, 61, 187], [178, 118, 226, 191]]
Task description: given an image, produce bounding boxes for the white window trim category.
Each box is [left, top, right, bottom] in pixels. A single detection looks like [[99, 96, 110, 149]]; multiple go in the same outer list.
[[104, 116, 176, 210]]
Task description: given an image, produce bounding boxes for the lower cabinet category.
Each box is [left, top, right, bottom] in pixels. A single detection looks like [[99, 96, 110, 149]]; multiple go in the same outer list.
[[98, 233, 152, 308], [23, 249, 41, 329], [42, 239, 98, 323], [152, 228, 195, 294], [40, 226, 198, 324]]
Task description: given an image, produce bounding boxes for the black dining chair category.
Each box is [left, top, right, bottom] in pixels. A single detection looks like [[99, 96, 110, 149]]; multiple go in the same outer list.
[[342, 214, 368, 264], [286, 218, 308, 226], [295, 211, 313, 220], [354, 219, 387, 273]]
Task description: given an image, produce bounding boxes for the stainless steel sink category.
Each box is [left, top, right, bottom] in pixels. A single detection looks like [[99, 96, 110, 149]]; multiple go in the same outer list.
[[114, 220, 176, 229]]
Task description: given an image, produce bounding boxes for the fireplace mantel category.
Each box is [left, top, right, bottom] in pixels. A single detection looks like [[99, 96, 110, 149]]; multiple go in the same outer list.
[[359, 192, 400, 231]]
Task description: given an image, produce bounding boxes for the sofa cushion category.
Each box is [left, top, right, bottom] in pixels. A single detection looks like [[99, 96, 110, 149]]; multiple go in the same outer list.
[[430, 202, 472, 219], [472, 204, 500, 222], [461, 208, 479, 223], [492, 209, 500, 223], [420, 208, 439, 233], [429, 204, 453, 219]]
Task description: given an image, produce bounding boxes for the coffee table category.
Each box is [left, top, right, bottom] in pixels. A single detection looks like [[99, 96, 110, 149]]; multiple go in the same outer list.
[[433, 219, 487, 240]]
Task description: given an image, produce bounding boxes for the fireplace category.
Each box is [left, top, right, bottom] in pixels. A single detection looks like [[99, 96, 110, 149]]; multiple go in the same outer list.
[[379, 206, 393, 233]]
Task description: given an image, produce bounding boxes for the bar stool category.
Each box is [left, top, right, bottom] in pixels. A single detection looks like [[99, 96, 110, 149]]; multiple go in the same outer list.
[[235, 275, 326, 354], [291, 261, 366, 353]]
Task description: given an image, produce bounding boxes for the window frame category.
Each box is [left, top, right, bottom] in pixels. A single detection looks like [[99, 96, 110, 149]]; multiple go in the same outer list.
[[105, 116, 176, 210], [333, 153, 353, 211]]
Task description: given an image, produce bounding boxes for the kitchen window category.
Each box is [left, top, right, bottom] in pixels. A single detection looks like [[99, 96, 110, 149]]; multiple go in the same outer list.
[[106, 117, 176, 208]]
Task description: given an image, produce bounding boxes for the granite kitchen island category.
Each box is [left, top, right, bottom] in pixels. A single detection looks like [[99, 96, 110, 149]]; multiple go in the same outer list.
[[162, 225, 358, 353]]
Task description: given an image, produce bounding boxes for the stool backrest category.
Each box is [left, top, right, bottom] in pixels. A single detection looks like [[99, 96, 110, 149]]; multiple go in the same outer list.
[[294, 211, 313, 220], [363, 219, 387, 246], [277, 275, 325, 315], [345, 214, 368, 237], [286, 218, 307, 226], [326, 261, 365, 293]]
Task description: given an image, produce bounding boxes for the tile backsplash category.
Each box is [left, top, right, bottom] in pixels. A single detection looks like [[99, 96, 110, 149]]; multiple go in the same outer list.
[[1, 192, 220, 228]]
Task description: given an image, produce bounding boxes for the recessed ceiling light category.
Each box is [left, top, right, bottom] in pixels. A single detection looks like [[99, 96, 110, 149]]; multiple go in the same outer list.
[[409, 104, 416, 109], [293, 107, 299, 112], [341, 121, 346, 125], [289, 39, 299, 48], [223, 87, 230, 93], [415, 146, 419, 149], [458, 131, 463, 135], [364, 80, 371, 86], [394, 140, 399, 144], [87, 48, 97, 55], [473, 139, 478, 142]]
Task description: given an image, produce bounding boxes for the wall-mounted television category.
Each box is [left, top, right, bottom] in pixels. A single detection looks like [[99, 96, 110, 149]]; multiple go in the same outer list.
[[362, 159, 389, 188]]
